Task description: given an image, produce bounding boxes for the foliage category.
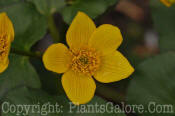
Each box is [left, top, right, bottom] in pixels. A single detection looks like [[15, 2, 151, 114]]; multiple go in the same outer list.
[[127, 52, 175, 116], [61, 0, 118, 24], [28, 0, 65, 15], [150, 0, 175, 52], [0, 2, 47, 51]]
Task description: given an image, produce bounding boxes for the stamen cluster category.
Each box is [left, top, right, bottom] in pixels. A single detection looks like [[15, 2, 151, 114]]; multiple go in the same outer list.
[[70, 48, 100, 75], [0, 34, 8, 61]]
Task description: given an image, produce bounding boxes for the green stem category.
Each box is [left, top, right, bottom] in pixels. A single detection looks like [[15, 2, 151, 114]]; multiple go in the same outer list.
[[11, 48, 42, 59], [96, 82, 125, 103], [48, 15, 60, 43]]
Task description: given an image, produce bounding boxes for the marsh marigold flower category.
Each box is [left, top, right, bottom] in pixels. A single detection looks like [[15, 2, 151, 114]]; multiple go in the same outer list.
[[160, 0, 175, 7], [43, 12, 134, 104], [0, 12, 14, 73]]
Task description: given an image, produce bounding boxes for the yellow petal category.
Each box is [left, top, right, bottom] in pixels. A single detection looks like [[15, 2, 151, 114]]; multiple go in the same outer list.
[[160, 0, 175, 7], [0, 12, 14, 42], [88, 24, 123, 56], [43, 43, 71, 73], [94, 51, 134, 83], [66, 11, 96, 50], [0, 58, 9, 73], [62, 70, 96, 105]]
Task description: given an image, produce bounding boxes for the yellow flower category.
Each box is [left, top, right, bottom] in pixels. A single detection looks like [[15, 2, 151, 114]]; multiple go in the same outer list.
[[0, 12, 14, 73], [160, 0, 175, 7], [43, 12, 134, 105]]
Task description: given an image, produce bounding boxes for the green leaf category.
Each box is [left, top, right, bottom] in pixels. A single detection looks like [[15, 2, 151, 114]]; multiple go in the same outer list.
[[150, 0, 175, 52], [1, 86, 126, 116], [30, 58, 64, 95], [28, 0, 65, 15], [0, 2, 47, 51], [0, 0, 20, 7], [127, 52, 175, 116], [0, 54, 41, 100], [61, 0, 118, 24]]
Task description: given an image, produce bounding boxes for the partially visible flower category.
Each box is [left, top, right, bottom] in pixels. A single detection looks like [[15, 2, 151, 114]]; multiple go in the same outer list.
[[160, 0, 175, 7], [43, 12, 134, 105], [0, 12, 14, 73]]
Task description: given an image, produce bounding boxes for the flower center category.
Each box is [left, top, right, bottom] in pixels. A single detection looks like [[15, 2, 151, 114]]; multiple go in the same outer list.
[[0, 34, 8, 61], [70, 48, 100, 75]]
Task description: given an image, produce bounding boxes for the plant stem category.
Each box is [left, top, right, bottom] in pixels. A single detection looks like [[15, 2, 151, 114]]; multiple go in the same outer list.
[[48, 15, 60, 43], [11, 48, 42, 59], [96, 82, 125, 103]]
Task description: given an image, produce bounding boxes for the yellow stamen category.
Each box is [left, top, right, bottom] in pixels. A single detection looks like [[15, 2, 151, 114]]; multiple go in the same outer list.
[[0, 34, 8, 61], [70, 48, 100, 75]]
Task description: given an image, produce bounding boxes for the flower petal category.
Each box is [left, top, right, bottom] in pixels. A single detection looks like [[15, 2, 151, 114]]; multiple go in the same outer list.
[[94, 51, 134, 83], [0, 58, 9, 73], [66, 12, 96, 50], [43, 43, 71, 73], [0, 12, 14, 42], [160, 0, 172, 7], [62, 70, 96, 105], [88, 24, 123, 56]]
